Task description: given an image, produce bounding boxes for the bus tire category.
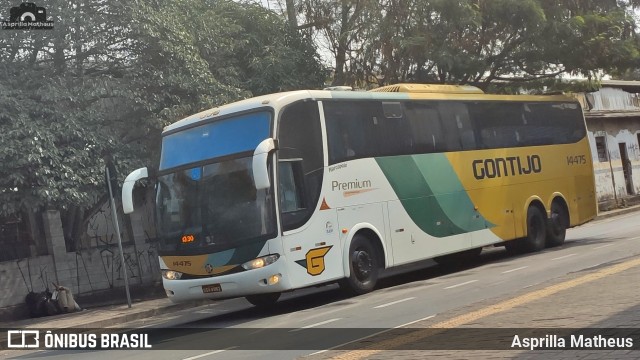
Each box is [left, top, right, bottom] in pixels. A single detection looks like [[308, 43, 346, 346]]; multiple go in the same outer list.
[[546, 201, 568, 247], [340, 235, 379, 296], [245, 292, 280, 307], [504, 238, 523, 254], [520, 205, 547, 253]]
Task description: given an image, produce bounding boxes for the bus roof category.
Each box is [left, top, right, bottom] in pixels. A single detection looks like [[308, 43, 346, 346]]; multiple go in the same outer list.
[[370, 83, 485, 94], [163, 87, 579, 134]]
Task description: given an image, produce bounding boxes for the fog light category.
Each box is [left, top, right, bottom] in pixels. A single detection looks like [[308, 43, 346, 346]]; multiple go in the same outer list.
[[166, 289, 174, 296], [267, 274, 281, 285]]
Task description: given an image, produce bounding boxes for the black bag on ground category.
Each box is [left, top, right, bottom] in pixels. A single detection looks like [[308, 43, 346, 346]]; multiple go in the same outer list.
[[25, 290, 59, 318]]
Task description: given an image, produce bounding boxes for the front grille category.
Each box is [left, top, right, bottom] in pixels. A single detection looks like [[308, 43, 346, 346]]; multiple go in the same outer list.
[[179, 266, 244, 279]]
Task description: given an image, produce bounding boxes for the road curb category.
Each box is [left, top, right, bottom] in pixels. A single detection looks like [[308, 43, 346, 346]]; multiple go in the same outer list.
[[7, 299, 212, 330], [76, 300, 211, 328], [81, 300, 211, 328], [595, 205, 640, 221]]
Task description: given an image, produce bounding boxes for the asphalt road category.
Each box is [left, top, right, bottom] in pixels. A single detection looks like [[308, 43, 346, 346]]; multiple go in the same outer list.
[[7, 211, 640, 360]]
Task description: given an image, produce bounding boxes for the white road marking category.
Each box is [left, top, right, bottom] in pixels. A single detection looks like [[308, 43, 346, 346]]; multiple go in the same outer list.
[[593, 244, 614, 250], [444, 280, 477, 289], [305, 315, 436, 357], [290, 318, 342, 332], [551, 253, 577, 261], [308, 350, 329, 356], [502, 266, 528, 274], [373, 297, 416, 309], [182, 347, 237, 360], [393, 314, 437, 328]]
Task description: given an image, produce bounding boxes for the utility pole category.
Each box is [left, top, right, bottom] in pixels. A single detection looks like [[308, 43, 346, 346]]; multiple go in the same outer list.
[[105, 158, 132, 308]]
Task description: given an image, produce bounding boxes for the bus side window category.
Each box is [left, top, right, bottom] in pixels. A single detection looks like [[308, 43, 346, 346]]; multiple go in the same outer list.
[[469, 102, 523, 149], [377, 102, 413, 156], [404, 103, 443, 154], [324, 101, 375, 162], [278, 159, 306, 213], [438, 102, 476, 151]]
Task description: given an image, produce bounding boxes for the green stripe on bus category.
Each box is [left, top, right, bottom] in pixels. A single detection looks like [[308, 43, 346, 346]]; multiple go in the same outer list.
[[376, 154, 493, 238]]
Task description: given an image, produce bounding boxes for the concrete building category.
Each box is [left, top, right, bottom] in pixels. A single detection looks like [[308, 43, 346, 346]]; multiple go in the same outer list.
[[578, 80, 640, 210]]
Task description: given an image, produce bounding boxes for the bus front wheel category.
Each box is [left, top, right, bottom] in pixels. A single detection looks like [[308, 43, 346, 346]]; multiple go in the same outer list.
[[340, 235, 379, 295], [245, 292, 280, 307]]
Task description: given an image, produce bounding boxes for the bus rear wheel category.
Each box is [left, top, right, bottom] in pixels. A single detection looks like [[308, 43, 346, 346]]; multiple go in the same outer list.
[[546, 201, 568, 247], [520, 205, 547, 253], [245, 292, 280, 307], [340, 235, 379, 295]]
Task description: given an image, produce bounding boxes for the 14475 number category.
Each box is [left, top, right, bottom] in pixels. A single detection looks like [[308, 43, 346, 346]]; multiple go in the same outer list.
[[567, 155, 586, 165]]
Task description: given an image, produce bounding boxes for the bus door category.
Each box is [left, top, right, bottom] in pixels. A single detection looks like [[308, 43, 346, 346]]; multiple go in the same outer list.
[[277, 100, 343, 287], [279, 162, 342, 287]]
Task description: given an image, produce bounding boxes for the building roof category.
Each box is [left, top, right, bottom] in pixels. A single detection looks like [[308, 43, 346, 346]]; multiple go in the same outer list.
[[601, 80, 640, 93]]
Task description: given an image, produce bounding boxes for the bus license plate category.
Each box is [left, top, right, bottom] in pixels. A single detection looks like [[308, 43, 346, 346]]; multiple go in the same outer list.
[[202, 284, 222, 293]]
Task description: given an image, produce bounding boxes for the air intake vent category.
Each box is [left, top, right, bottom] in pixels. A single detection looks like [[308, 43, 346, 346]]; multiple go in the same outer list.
[[370, 83, 484, 94]]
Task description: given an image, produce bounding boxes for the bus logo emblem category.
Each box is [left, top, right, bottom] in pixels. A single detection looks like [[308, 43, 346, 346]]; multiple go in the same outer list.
[[296, 246, 333, 276], [204, 264, 214, 274]]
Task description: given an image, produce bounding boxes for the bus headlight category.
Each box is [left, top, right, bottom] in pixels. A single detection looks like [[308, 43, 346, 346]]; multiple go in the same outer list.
[[162, 270, 183, 280], [242, 254, 280, 270]]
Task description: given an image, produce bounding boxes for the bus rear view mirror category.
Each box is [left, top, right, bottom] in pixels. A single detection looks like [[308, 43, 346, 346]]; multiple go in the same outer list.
[[253, 138, 277, 190], [122, 167, 148, 214]]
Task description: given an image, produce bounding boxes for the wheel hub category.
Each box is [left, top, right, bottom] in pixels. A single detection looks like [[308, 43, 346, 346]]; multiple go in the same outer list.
[[353, 250, 372, 280], [550, 212, 562, 234]]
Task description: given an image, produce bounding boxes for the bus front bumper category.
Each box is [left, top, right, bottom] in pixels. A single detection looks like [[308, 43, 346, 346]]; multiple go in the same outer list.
[[162, 261, 290, 303]]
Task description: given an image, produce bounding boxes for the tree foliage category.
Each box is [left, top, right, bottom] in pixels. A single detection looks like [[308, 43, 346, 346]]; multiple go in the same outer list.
[[290, 0, 640, 89], [0, 0, 326, 224]]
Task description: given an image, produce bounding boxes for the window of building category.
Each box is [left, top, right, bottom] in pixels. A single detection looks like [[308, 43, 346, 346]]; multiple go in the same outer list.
[[595, 136, 608, 162], [0, 215, 32, 262]]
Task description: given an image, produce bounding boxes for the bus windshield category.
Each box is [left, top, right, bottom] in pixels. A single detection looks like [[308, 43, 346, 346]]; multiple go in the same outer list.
[[159, 111, 271, 171], [155, 157, 276, 255]]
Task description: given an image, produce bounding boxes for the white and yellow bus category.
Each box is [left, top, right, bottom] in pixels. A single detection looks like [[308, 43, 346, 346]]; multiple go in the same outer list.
[[122, 84, 597, 306]]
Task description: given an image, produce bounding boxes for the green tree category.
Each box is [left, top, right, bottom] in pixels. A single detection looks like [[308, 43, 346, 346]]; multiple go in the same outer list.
[[289, 0, 640, 89], [0, 0, 325, 244]]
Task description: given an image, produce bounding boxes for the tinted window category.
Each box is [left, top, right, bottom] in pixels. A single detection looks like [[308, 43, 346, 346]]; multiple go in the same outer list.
[[160, 111, 271, 170], [324, 101, 413, 164], [324, 101, 377, 163], [468, 101, 585, 149], [277, 101, 323, 231], [324, 99, 585, 164], [404, 102, 444, 153]]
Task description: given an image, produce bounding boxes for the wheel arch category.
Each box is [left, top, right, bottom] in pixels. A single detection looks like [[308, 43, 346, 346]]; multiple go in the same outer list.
[[522, 196, 546, 236], [547, 193, 571, 225], [341, 223, 388, 279]]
